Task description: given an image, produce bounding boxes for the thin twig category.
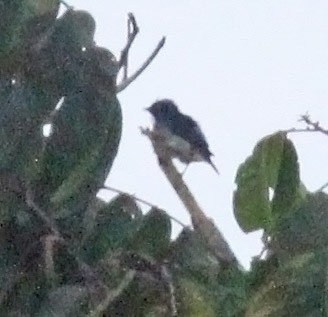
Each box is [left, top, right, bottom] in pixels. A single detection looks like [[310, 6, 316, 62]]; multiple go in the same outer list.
[[88, 271, 136, 317], [26, 189, 62, 239], [118, 13, 139, 74], [42, 233, 61, 282], [141, 127, 237, 265], [299, 114, 328, 136], [316, 181, 328, 192], [101, 185, 186, 228], [161, 265, 178, 316], [258, 236, 268, 259], [102, 185, 153, 209], [123, 18, 130, 79], [117, 37, 166, 93], [122, 13, 138, 79], [283, 128, 322, 134]]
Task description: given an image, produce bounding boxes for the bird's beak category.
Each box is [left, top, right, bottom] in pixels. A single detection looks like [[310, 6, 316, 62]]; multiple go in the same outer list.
[[144, 107, 150, 112]]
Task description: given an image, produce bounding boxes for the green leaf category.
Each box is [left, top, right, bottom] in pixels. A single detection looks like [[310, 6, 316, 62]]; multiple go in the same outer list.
[[233, 132, 300, 233], [0, 77, 59, 180], [36, 285, 90, 317], [34, 72, 120, 205], [175, 277, 217, 317], [274, 192, 328, 256], [51, 9, 96, 52], [270, 137, 300, 219], [168, 229, 247, 316], [51, 97, 121, 202], [246, 251, 327, 317], [34, 46, 120, 204], [105, 272, 170, 317], [25, 10, 100, 97], [233, 154, 271, 233], [80, 194, 139, 264], [0, 218, 48, 316], [37, 96, 121, 243], [168, 228, 220, 283], [125, 208, 172, 260], [0, 0, 59, 68]]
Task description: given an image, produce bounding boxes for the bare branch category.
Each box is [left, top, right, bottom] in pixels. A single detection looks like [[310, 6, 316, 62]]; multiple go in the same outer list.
[[299, 113, 328, 136], [161, 265, 178, 316], [115, 13, 165, 92], [141, 127, 238, 266], [118, 13, 139, 78], [26, 189, 62, 239], [123, 18, 130, 79], [283, 114, 328, 138], [316, 181, 328, 192], [42, 233, 62, 282], [283, 128, 321, 134], [88, 271, 136, 317], [117, 37, 166, 93], [101, 185, 186, 228]]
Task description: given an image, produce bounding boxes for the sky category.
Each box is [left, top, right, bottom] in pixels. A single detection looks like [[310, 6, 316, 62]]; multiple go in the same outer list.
[[68, 0, 328, 268]]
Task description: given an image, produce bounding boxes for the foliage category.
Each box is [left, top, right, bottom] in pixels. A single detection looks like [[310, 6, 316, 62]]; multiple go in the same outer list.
[[0, 1, 327, 316], [233, 132, 301, 233], [234, 133, 328, 316]]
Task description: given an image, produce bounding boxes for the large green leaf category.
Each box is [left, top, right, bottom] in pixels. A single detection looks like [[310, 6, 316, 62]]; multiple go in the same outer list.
[[0, 0, 59, 70], [50, 97, 121, 206], [0, 208, 48, 316], [168, 229, 247, 316], [246, 251, 327, 317], [35, 285, 91, 317], [125, 208, 172, 260], [0, 9, 99, 183], [233, 132, 300, 233], [25, 9, 98, 98], [41, 9, 97, 95], [174, 277, 217, 317], [0, 77, 59, 180], [105, 271, 170, 317], [168, 228, 220, 283], [95, 209, 171, 317], [32, 47, 121, 236], [274, 192, 328, 256], [51, 9, 95, 52], [80, 194, 140, 264]]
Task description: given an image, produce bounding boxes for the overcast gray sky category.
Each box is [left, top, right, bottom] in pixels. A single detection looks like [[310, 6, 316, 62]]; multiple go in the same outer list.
[[68, 0, 328, 267]]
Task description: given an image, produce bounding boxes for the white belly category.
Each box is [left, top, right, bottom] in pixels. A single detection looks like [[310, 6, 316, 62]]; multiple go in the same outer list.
[[154, 125, 204, 163]]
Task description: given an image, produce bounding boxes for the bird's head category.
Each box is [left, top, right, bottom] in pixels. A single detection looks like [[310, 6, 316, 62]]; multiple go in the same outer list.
[[146, 99, 179, 121]]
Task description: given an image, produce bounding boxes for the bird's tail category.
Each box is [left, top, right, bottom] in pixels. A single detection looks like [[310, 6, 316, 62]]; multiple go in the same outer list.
[[208, 159, 220, 176]]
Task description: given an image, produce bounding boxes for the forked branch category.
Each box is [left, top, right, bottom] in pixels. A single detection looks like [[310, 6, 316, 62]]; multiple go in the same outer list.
[[116, 13, 166, 93], [284, 113, 328, 136]]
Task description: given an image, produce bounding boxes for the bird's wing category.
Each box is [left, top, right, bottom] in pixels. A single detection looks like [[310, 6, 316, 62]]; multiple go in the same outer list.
[[169, 114, 212, 159]]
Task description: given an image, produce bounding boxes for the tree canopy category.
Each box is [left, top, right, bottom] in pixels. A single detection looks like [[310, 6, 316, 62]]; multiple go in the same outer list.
[[0, 1, 327, 316]]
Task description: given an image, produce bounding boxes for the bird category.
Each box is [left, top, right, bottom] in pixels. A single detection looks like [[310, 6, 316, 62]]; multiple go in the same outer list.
[[146, 99, 219, 175]]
